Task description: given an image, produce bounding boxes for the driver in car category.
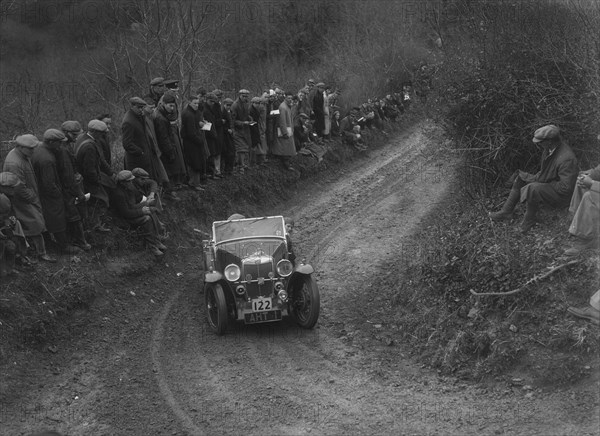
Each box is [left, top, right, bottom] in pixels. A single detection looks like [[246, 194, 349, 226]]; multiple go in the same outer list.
[[284, 217, 296, 266]]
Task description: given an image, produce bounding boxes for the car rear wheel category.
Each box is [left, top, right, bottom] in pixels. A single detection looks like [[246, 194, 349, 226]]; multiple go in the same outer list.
[[205, 283, 228, 335], [290, 275, 320, 329]]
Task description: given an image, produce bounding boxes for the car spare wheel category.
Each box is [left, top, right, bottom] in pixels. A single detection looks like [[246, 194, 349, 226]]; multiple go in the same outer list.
[[290, 275, 320, 329], [205, 283, 228, 335]]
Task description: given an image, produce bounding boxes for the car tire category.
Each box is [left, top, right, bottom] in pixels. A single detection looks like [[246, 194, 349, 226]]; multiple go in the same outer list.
[[290, 275, 320, 329], [205, 283, 228, 335]]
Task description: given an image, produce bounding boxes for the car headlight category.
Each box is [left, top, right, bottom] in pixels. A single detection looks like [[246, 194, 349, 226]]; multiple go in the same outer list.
[[224, 264, 241, 281], [276, 259, 293, 277]]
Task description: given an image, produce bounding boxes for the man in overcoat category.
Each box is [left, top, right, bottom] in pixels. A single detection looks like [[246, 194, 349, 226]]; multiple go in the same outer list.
[[154, 93, 187, 199], [122, 97, 152, 173], [32, 129, 81, 255], [75, 120, 113, 233], [181, 95, 208, 189], [489, 125, 578, 233], [2, 135, 55, 262], [272, 91, 296, 170], [231, 89, 253, 173], [203, 92, 225, 177]]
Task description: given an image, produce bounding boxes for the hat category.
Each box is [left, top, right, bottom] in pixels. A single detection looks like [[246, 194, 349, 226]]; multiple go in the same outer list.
[[298, 112, 309, 119], [206, 92, 217, 101], [274, 88, 283, 94], [212, 89, 223, 96], [150, 77, 164, 86], [238, 89, 250, 94], [316, 82, 325, 87], [532, 124, 560, 143], [251, 96, 262, 103], [43, 129, 67, 142], [307, 79, 315, 84], [0, 172, 20, 187], [116, 170, 135, 182], [143, 96, 156, 106], [130, 96, 147, 107], [61, 120, 83, 134], [269, 89, 276, 96], [164, 79, 179, 89], [15, 134, 40, 148], [131, 168, 149, 179], [162, 92, 176, 104], [228, 213, 245, 220], [284, 216, 295, 227], [222, 98, 234, 105], [88, 120, 108, 132]]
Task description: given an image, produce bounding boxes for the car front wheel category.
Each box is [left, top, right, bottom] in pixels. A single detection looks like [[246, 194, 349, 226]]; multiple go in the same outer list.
[[290, 275, 320, 329], [205, 283, 228, 335]]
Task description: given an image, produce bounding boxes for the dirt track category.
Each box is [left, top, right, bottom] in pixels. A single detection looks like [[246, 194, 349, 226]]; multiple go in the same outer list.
[[3, 122, 598, 435]]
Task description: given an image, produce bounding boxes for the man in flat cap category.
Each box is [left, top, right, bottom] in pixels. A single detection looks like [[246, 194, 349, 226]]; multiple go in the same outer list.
[[221, 97, 236, 176], [112, 170, 167, 256], [181, 94, 209, 189], [490, 124, 578, 233], [122, 97, 153, 175], [231, 89, 253, 173], [154, 92, 187, 199], [75, 120, 114, 233], [32, 129, 82, 255], [57, 122, 91, 251], [272, 91, 297, 170], [2, 135, 56, 262], [249, 96, 268, 166], [203, 92, 225, 178], [312, 82, 326, 137], [147, 77, 166, 106], [340, 108, 365, 150]]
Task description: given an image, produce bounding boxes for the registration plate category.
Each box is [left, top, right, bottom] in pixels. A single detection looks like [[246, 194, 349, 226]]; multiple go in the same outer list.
[[244, 310, 282, 324], [251, 298, 272, 312]]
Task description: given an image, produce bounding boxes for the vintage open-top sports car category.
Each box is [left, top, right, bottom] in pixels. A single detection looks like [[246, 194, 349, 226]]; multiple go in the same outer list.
[[202, 215, 320, 335]]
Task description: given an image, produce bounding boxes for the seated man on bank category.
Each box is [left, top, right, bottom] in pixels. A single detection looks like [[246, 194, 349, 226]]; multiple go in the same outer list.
[[112, 170, 167, 256], [131, 167, 162, 211], [564, 163, 600, 255], [489, 125, 578, 233]]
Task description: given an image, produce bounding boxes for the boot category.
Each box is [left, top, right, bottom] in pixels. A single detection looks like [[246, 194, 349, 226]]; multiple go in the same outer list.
[[520, 204, 538, 233], [564, 237, 599, 256], [489, 189, 520, 221], [72, 221, 92, 251]]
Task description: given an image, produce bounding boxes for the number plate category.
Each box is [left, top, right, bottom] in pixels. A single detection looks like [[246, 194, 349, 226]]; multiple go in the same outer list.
[[244, 310, 282, 324], [251, 298, 272, 312]]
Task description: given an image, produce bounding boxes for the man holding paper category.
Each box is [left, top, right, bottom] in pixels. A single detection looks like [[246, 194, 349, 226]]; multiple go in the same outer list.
[[272, 91, 297, 170]]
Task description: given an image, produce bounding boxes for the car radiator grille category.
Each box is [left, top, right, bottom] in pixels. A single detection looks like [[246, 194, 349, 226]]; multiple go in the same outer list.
[[243, 262, 274, 298]]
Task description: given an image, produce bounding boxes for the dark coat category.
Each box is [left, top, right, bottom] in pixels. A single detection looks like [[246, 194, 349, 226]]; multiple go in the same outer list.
[[181, 104, 208, 171], [31, 144, 66, 233], [97, 133, 112, 166], [143, 114, 169, 185], [203, 101, 225, 156], [112, 182, 146, 221], [154, 106, 187, 179], [312, 90, 325, 135], [56, 144, 85, 222], [122, 109, 152, 172], [521, 141, 578, 203], [2, 148, 46, 236], [75, 134, 111, 206]]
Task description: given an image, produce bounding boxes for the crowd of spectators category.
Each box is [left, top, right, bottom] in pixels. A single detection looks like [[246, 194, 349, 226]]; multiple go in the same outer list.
[[0, 77, 414, 268]]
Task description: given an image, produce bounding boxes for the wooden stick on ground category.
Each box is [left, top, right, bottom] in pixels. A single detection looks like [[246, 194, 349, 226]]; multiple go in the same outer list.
[[470, 259, 581, 297]]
